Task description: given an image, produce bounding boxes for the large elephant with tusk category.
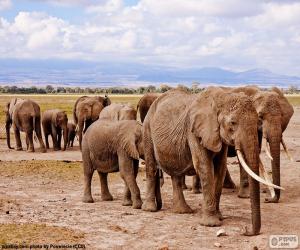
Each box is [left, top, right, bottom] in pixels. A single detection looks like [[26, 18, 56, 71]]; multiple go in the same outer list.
[[142, 87, 283, 236], [220, 86, 294, 203]]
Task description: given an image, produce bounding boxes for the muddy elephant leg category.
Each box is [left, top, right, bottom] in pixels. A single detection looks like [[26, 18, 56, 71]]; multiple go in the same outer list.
[[35, 118, 46, 153], [57, 129, 62, 150], [189, 136, 221, 226], [119, 156, 142, 209], [14, 125, 22, 151], [192, 175, 201, 194], [78, 120, 84, 150], [27, 130, 34, 152], [182, 175, 188, 190], [97, 171, 113, 201], [25, 134, 29, 150], [171, 175, 193, 213], [45, 133, 50, 149], [122, 184, 132, 206], [238, 164, 250, 198], [223, 169, 236, 189], [82, 150, 94, 203], [214, 146, 228, 220], [51, 125, 59, 151], [142, 133, 161, 212]]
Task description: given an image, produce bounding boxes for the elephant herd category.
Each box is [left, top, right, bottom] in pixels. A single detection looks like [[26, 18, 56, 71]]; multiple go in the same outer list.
[[4, 85, 294, 236]]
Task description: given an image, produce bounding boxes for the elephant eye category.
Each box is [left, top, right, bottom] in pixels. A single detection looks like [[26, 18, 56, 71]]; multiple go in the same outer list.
[[230, 121, 236, 126]]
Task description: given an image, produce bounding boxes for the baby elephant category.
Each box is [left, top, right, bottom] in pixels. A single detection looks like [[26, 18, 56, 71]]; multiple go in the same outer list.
[[99, 103, 137, 121], [67, 122, 76, 147], [42, 109, 68, 151], [82, 119, 143, 209]]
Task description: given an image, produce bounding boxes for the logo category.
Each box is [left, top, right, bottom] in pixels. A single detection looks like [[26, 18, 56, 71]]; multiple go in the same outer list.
[[269, 235, 298, 249]]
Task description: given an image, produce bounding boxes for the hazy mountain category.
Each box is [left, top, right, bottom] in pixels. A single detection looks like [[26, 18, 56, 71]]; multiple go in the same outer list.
[[0, 59, 299, 88]]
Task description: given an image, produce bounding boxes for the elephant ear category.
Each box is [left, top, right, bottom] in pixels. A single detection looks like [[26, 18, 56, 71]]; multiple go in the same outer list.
[[118, 122, 140, 160], [103, 94, 111, 106], [189, 95, 222, 152]]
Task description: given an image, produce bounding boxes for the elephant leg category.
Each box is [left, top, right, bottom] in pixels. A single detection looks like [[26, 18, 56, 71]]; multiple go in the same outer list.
[[25, 134, 29, 150], [214, 146, 228, 220], [238, 163, 250, 198], [78, 120, 84, 150], [45, 134, 50, 149], [122, 184, 132, 206], [35, 118, 46, 153], [14, 125, 22, 151], [223, 169, 236, 189], [82, 157, 94, 203], [189, 136, 221, 226], [57, 129, 62, 150], [192, 175, 201, 194], [171, 175, 193, 214], [119, 155, 142, 209], [142, 134, 161, 212], [27, 130, 34, 152], [182, 175, 188, 190], [97, 172, 113, 201], [51, 125, 59, 151]]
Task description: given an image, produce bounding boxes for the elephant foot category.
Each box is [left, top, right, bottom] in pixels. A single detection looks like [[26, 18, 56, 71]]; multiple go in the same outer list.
[[54, 147, 60, 151], [182, 183, 188, 190], [132, 198, 143, 209], [173, 203, 193, 214], [41, 148, 47, 153], [101, 193, 113, 201], [200, 213, 222, 227], [142, 199, 157, 212], [82, 196, 94, 203], [238, 188, 250, 199], [216, 210, 224, 220], [192, 188, 201, 194], [27, 148, 34, 153], [122, 198, 133, 206], [265, 196, 279, 203], [16, 147, 23, 151]]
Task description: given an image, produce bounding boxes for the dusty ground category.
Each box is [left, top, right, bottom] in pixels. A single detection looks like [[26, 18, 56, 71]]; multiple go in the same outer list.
[[0, 107, 300, 250]]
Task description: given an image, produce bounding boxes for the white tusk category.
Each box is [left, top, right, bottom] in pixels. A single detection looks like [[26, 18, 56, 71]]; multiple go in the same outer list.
[[259, 157, 275, 198], [262, 137, 273, 161], [236, 150, 284, 190], [281, 139, 294, 162]]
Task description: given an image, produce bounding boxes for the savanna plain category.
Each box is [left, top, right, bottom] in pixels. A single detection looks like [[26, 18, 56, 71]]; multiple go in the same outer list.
[[0, 94, 300, 249]]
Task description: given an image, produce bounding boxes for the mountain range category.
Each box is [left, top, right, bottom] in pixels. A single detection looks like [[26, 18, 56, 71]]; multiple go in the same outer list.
[[0, 59, 299, 88]]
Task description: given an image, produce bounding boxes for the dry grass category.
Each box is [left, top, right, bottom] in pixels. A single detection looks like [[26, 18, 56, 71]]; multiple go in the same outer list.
[[0, 223, 85, 245]]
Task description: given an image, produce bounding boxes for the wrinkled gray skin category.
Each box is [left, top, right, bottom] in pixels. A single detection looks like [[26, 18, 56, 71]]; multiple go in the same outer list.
[[137, 93, 160, 122], [5, 98, 46, 153], [220, 86, 294, 203], [142, 88, 261, 236], [42, 109, 68, 151], [67, 122, 76, 147], [73, 95, 111, 149], [82, 119, 144, 209], [99, 103, 137, 121]]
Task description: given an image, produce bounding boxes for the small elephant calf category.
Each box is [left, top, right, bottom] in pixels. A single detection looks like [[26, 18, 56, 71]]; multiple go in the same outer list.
[[82, 119, 144, 209], [67, 122, 76, 147]]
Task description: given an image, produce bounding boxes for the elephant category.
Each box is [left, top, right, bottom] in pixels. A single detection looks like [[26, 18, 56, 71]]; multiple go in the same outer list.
[[73, 95, 111, 149], [82, 119, 144, 209], [5, 98, 46, 153], [137, 93, 160, 122], [99, 103, 137, 121], [67, 122, 76, 147], [220, 86, 294, 202], [42, 109, 68, 151], [141, 87, 283, 236]]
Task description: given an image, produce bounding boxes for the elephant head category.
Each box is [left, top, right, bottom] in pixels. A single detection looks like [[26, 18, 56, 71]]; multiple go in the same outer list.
[[118, 121, 144, 160], [53, 110, 68, 151], [5, 98, 22, 149], [252, 87, 294, 202], [189, 88, 282, 235]]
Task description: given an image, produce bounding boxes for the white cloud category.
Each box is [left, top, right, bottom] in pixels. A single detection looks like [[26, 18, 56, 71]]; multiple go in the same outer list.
[[0, 0, 300, 75], [0, 0, 12, 11]]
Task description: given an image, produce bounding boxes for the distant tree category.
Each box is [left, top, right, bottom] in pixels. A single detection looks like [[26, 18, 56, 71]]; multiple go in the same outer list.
[[177, 84, 190, 92], [45, 85, 54, 93], [287, 85, 299, 94], [159, 84, 172, 93], [145, 85, 156, 92], [57, 87, 66, 93]]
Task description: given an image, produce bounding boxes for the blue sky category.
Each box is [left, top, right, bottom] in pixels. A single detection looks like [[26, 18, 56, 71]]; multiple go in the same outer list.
[[0, 0, 300, 76]]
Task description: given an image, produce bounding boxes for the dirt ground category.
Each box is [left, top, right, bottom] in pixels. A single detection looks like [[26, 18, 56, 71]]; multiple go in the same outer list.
[[0, 107, 300, 250]]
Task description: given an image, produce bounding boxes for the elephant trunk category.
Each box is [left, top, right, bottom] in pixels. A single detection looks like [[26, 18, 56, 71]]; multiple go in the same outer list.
[[237, 122, 261, 236], [6, 121, 13, 149], [269, 137, 281, 202]]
